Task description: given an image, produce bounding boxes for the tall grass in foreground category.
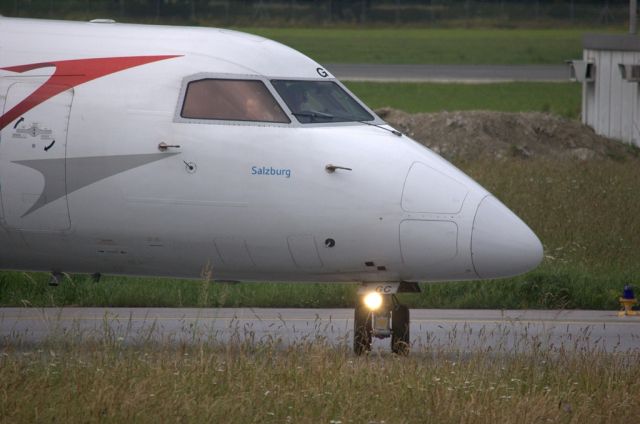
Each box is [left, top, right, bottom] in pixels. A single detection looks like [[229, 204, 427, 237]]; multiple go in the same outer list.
[[1, 337, 639, 423]]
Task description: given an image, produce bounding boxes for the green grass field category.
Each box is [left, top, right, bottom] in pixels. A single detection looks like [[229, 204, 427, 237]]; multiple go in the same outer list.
[[0, 264, 635, 310], [244, 28, 604, 64], [346, 82, 582, 118]]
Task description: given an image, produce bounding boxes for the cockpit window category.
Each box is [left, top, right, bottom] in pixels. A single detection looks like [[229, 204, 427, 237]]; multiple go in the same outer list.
[[271, 80, 374, 124], [181, 79, 290, 123]]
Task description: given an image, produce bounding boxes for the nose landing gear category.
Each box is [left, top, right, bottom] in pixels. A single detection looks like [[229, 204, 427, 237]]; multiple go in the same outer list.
[[354, 282, 417, 355], [392, 302, 410, 355], [354, 301, 373, 355]]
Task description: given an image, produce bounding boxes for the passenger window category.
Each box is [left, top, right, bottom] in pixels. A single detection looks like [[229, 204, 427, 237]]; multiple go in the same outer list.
[[181, 79, 290, 123]]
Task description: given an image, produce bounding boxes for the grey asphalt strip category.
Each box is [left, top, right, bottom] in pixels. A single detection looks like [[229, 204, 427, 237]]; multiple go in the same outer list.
[[2, 308, 638, 353], [326, 64, 571, 83]]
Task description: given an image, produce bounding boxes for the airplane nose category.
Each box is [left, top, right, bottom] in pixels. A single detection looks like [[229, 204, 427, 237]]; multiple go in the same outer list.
[[471, 196, 543, 279]]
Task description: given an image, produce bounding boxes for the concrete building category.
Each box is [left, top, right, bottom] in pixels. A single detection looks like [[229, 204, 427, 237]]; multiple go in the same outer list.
[[570, 34, 640, 147]]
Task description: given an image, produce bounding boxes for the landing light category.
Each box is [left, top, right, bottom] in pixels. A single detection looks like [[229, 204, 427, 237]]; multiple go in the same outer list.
[[363, 292, 383, 311]]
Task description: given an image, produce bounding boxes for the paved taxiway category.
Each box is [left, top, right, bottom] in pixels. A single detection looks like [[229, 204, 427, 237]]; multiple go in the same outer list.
[[2, 308, 639, 353], [326, 64, 570, 83]]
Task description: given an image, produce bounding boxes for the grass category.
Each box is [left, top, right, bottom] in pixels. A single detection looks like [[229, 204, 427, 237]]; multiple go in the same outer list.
[[244, 28, 603, 65], [0, 264, 636, 311], [1, 332, 639, 423], [404, 264, 636, 310], [0, 11, 623, 65], [2, 157, 639, 310], [346, 81, 582, 118], [463, 158, 640, 272], [0, 272, 355, 309]]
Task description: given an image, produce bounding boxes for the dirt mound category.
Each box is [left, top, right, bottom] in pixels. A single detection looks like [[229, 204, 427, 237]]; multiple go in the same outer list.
[[377, 108, 639, 162]]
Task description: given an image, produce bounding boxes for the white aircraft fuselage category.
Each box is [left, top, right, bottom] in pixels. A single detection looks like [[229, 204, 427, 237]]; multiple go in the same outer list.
[[0, 17, 543, 285]]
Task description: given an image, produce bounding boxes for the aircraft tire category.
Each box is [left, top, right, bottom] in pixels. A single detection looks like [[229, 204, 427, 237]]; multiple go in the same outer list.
[[391, 304, 410, 355], [354, 302, 372, 355]]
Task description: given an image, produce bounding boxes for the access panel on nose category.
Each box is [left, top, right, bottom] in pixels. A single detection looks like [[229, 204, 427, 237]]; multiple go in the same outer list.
[[401, 162, 468, 214]]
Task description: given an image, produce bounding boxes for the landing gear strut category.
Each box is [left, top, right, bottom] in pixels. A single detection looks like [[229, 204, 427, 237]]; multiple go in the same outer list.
[[354, 282, 416, 355]]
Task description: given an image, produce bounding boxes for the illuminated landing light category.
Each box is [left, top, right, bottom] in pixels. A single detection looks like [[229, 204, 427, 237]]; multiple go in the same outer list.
[[363, 292, 383, 311]]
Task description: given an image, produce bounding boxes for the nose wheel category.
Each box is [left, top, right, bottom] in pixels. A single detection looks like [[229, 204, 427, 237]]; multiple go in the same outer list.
[[391, 302, 410, 355], [353, 292, 411, 355], [354, 302, 373, 355]]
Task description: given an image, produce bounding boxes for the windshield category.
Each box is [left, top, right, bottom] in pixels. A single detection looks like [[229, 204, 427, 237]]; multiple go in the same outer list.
[[271, 80, 374, 124]]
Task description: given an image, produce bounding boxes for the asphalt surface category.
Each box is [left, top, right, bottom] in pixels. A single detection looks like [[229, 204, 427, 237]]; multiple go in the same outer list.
[[326, 64, 571, 83], [2, 308, 639, 353]]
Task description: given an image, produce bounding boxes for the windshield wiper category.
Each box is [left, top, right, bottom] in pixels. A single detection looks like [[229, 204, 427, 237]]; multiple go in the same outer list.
[[292, 110, 334, 122], [292, 110, 402, 137]]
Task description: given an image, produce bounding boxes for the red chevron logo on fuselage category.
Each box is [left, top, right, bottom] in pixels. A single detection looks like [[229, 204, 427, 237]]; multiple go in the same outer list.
[[0, 55, 181, 131]]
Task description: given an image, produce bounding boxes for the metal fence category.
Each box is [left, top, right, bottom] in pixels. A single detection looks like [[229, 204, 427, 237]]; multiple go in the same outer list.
[[0, 0, 632, 26]]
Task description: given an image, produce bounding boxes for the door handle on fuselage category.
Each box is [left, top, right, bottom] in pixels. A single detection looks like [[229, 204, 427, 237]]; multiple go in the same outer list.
[[158, 142, 181, 152], [325, 164, 352, 173]]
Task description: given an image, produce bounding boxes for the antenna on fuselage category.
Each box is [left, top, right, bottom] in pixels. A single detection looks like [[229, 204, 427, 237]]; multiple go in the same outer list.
[[356, 120, 403, 137]]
